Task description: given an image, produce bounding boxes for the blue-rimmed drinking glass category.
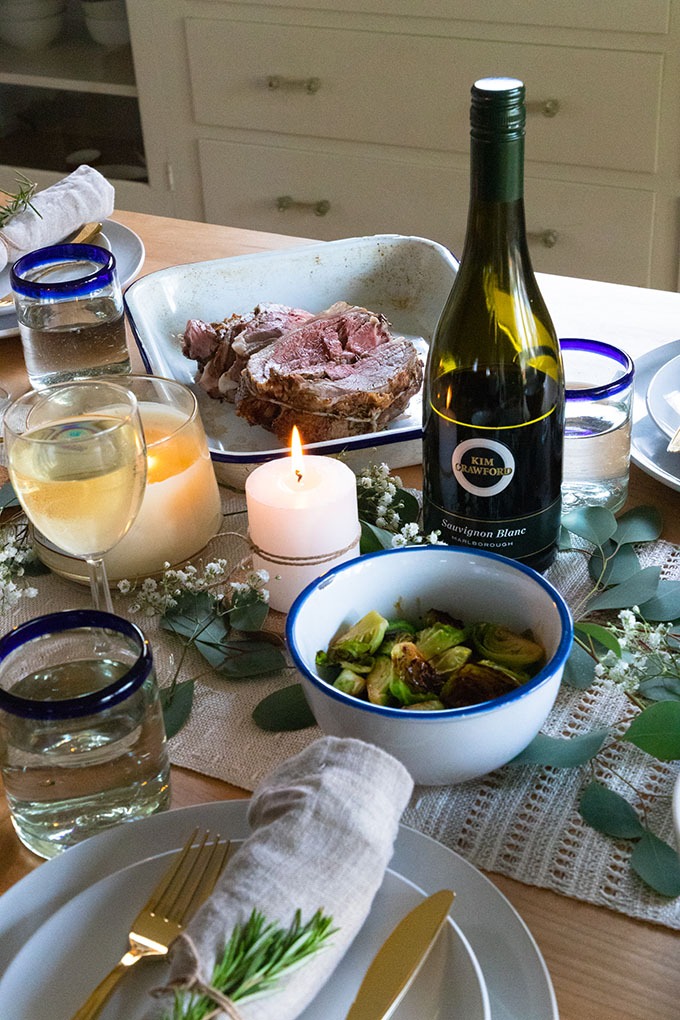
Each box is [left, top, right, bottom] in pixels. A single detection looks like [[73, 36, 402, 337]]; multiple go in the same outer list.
[[560, 338, 635, 513], [0, 609, 170, 859], [10, 243, 130, 388]]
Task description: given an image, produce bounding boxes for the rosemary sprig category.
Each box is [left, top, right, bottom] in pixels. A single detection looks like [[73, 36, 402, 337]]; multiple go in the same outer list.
[[165, 908, 336, 1020], [0, 172, 42, 228]]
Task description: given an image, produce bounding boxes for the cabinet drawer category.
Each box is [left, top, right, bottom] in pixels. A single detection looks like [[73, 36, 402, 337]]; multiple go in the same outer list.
[[198, 138, 655, 286], [186, 17, 662, 173], [196, 1, 670, 35]]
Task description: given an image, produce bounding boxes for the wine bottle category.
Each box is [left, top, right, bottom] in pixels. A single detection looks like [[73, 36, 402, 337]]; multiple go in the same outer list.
[[422, 76, 564, 573]]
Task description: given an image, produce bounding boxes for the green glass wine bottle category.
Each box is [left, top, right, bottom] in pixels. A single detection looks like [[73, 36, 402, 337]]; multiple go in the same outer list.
[[422, 77, 564, 573]]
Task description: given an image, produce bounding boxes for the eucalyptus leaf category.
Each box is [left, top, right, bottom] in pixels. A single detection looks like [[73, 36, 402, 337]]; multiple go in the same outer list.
[[613, 505, 663, 546], [562, 639, 597, 689], [637, 675, 680, 702], [229, 599, 269, 632], [161, 591, 226, 643], [161, 679, 195, 738], [395, 488, 420, 524], [510, 728, 609, 767], [213, 641, 286, 678], [359, 520, 394, 554], [621, 700, 680, 760], [574, 622, 622, 658], [578, 781, 645, 839], [585, 566, 661, 613], [637, 580, 680, 622], [562, 506, 617, 547], [630, 830, 680, 897], [558, 524, 572, 551], [588, 541, 640, 587], [252, 683, 317, 731]]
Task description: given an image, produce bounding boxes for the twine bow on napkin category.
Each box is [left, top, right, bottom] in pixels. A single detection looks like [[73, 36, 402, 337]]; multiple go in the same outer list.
[[0, 165, 115, 272], [144, 736, 414, 1020]]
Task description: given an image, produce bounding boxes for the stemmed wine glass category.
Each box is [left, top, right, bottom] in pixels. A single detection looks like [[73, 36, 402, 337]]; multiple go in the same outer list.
[[3, 379, 147, 612]]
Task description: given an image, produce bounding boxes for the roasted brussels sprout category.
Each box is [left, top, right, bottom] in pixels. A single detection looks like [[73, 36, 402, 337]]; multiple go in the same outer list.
[[416, 622, 468, 660], [316, 608, 546, 712], [316, 610, 389, 671], [391, 641, 439, 692], [333, 668, 366, 697], [389, 675, 439, 707], [471, 623, 544, 670], [429, 644, 472, 678], [366, 655, 394, 706], [440, 661, 523, 708]]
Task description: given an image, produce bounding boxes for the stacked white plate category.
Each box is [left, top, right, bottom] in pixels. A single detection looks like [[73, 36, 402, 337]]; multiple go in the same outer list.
[[0, 0, 65, 51], [631, 339, 680, 492], [0, 800, 559, 1019], [81, 0, 130, 47]]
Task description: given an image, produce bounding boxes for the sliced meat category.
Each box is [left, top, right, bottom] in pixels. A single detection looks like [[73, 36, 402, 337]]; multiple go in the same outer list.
[[181, 303, 313, 401], [235, 304, 423, 442]]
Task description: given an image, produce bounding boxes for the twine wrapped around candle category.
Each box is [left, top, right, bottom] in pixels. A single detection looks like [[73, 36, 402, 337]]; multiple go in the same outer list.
[[248, 530, 361, 567]]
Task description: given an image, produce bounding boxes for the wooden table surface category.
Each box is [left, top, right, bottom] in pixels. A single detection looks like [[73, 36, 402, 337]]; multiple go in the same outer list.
[[1, 211, 679, 1019]]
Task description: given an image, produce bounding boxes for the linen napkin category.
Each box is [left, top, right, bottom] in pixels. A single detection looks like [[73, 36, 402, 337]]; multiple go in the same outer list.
[[0, 165, 115, 272], [145, 736, 414, 1020]]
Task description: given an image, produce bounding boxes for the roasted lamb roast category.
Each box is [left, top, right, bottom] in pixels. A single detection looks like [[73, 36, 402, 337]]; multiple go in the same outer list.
[[181, 300, 423, 442]]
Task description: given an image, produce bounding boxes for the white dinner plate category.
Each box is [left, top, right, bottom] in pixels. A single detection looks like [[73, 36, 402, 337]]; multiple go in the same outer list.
[[631, 339, 680, 492], [0, 854, 488, 1020], [124, 234, 457, 486], [0, 219, 145, 338], [645, 351, 680, 440], [0, 800, 557, 1020]]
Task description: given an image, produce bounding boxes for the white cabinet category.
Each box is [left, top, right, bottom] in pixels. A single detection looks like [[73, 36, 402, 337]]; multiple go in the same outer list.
[[127, 0, 680, 289], [0, 0, 173, 216]]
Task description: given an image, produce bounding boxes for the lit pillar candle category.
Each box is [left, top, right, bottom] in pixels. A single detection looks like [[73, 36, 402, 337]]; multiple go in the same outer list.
[[245, 428, 361, 613], [102, 400, 222, 580]]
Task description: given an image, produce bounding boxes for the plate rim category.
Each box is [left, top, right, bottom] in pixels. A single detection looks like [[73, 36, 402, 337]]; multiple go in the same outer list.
[[645, 351, 680, 440], [0, 799, 557, 1020], [631, 339, 680, 492], [0, 850, 489, 1020]]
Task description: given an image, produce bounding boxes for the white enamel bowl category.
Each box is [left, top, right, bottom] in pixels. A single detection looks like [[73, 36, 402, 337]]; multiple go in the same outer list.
[[287, 545, 573, 786]]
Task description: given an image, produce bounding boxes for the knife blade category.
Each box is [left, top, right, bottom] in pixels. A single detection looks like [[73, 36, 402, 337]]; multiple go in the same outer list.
[[345, 888, 455, 1020]]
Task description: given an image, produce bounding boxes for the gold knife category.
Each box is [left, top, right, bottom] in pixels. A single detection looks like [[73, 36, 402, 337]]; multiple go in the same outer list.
[[345, 888, 455, 1020]]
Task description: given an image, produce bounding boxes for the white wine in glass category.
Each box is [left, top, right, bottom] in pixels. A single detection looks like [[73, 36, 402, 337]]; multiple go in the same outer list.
[[4, 380, 147, 612]]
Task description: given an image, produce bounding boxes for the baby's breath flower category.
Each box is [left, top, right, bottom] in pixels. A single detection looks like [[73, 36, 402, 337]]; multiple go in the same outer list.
[[0, 516, 41, 613], [596, 608, 680, 698], [355, 462, 438, 547]]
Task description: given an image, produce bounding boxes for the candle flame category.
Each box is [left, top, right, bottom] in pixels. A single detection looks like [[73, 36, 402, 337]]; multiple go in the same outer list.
[[290, 426, 304, 484]]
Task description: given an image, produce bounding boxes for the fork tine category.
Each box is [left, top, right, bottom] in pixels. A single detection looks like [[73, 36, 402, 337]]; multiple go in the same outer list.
[[155, 831, 231, 924], [146, 827, 200, 914]]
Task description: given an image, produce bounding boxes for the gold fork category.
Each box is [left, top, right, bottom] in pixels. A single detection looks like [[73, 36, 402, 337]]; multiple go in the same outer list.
[[69, 828, 231, 1020], [0, 221, 104, 310]]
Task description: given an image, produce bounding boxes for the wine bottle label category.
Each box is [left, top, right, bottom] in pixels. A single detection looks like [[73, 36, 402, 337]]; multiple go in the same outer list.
[[427, 496, 562, 565], [451, 438, 515, 496], [422, 384, 564, 571]]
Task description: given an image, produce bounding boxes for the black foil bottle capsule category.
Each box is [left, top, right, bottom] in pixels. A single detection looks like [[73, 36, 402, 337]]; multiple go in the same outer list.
[[422, 77, 564, 572]]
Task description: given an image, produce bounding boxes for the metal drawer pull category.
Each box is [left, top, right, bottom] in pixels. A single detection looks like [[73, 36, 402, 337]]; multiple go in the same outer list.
[[527, 98, 560, 118], [276, 195, 331, 216], [528, 229, 559, 248], [267, 75, 321, 94]]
